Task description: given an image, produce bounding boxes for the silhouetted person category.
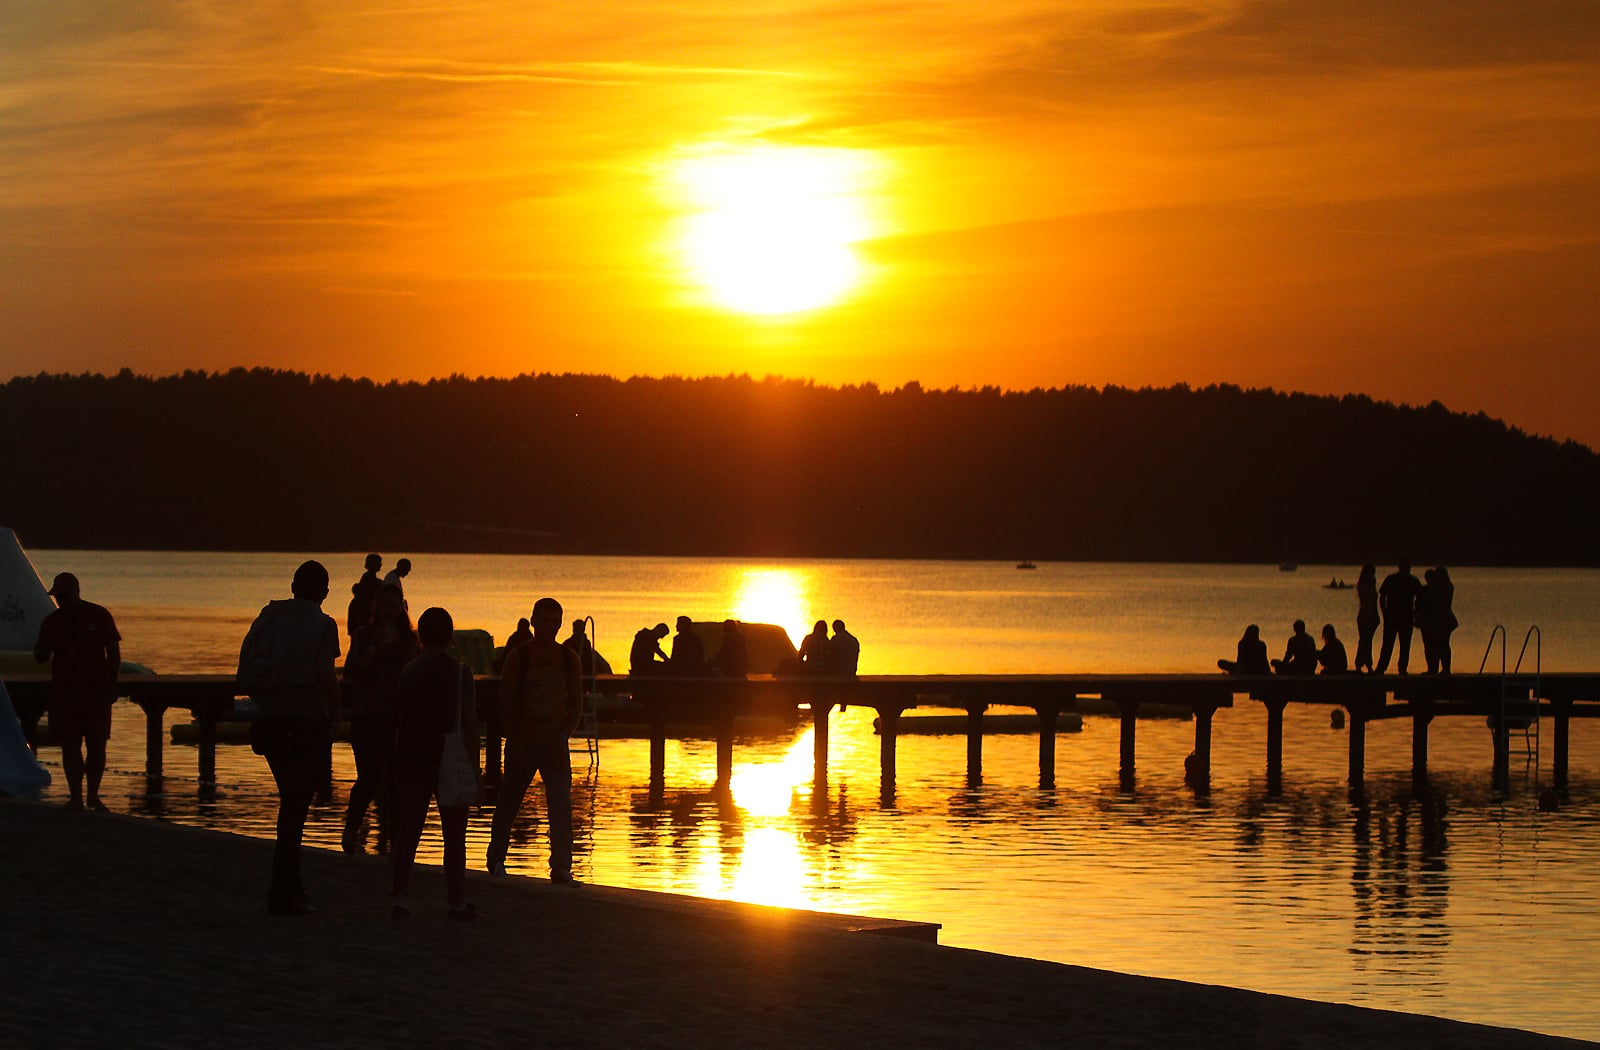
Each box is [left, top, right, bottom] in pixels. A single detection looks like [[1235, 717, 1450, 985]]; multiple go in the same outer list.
[[830, 620, 860, 677], [1376, 560, 1421, 674], [341, 583, 417, 853], [630, 622, 669, 675], [709, 619, 748, 678], [669, 615, 706, 675], [238, 560, 340, 916], [1218, 624, 1270, 675], [32, 572, 120, 812], [799, 620, 831, 675], [1318, 623, 1349, 674], [1353, 564, 1379, 673], [494, 617, 532, 674], [1419, 566, 1459, 674], [1271, 620, 1318, 675], [488, 597, 581, 883], [391, 606, 480, 920], [562, 619, 595, 676], [382, 557, 412, 597], [346, 553, 383, 637]]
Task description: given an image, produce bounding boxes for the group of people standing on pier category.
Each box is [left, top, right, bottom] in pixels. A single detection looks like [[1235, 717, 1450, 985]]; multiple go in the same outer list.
[[238, 556, 583, 921], [1220, 561, 1459, 678]]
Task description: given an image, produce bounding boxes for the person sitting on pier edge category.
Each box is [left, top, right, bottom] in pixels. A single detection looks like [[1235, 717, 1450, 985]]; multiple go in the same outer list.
[[830, 620, 860, 677], [237, 560, 340, 917], [32, 571, 121, 812], [346, 553, 383, 637], [1376, 560, 1421, 674], [1353, 564, 1379, 673], [341, 582, 417, 854], [563, 619, 601, 677], [799, 620, 832, 675], [391, 606, 480, 920], [630, 622, 669, 675], [669, 615, 706, 676], [709, 619, 748, 678], [1317, 623, 1349, 674], [488, 597, 581, 884], [1270, 620, 1318, 675], [1217, 624, 1269, 675]]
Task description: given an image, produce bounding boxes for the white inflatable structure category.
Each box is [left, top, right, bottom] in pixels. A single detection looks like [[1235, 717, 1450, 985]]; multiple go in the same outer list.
[[0, 528, 53, 795]]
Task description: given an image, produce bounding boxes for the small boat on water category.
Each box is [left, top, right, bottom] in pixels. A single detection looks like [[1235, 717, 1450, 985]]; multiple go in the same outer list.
[[1016, 560, 1037, 570], [1278, 562, 1298, 572]]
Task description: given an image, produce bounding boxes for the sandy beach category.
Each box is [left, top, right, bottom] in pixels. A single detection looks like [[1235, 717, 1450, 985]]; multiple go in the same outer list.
[[1, 798, 1591, 1049]]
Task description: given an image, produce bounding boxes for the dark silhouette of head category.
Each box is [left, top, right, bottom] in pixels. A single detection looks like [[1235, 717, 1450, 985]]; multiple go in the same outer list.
[[812, 620, 827, 635], [652, 622, 669, 639], [1244, 624, 1260, 641], [532, 597, 563, 638], [517, 617, 530, 631], [570, 619, 586, 636], [372, 583, 411, 631], [417, 606, 453, 648], [46, 572, 81, 605], [676, 615, 693, 632], [365, 553, 382, 572], [395, 558, 412, 576], [1293, 619, 1306, 634], [832, 619, 847, 633], [292, 560, 329, 602], [1359, 564, 1375, 581], [1321, 623, 1337, 642]]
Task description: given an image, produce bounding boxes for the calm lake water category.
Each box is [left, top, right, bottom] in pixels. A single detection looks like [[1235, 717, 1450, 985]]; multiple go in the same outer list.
[[19, 551, 1600, 1041]]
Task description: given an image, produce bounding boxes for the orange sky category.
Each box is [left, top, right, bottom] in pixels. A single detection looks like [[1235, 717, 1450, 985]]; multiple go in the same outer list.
[[4, 2, 1599, 446]]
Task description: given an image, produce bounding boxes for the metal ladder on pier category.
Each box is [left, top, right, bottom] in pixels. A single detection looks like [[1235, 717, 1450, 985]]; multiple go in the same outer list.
[[1479, 625, 1542, 761], [569, 614, 601, 769]]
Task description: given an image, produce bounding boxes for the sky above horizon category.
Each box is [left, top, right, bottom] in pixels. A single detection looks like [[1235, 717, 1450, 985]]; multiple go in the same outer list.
[[4, 2, 1598, 446]]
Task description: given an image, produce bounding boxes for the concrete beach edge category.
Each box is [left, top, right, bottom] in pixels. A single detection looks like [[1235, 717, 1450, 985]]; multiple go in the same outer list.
[[1, 797, 1592, 1049]]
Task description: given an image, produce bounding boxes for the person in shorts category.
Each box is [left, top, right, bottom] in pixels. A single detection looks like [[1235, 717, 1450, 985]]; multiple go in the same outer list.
[[33, 572, 121, 812]]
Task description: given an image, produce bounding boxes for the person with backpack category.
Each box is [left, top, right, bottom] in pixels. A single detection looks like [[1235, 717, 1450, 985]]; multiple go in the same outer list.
[[237, 560, 341, 916], [486, 597, 582, 883]]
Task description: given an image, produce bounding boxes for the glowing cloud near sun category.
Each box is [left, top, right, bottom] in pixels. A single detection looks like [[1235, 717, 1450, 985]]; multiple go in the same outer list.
[[670, 144, 878, 316]]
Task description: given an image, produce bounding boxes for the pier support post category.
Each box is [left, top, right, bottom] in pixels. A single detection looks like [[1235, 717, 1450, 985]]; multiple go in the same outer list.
[[714, 712, 735, 786], [965, 703, 984, 785], [137, 699, 166, 788], [1411, 707, 1433, 786], [1554, 699, 1571, 791], [812, 701, 831, 784], [1118, 698, 1140, 789], [1190, 702, 1216, 785], [1037, 702, 1061, 789], [1490, 711, 1511, 794], [877, 705, 903, 792], [196, 703, 219, 787], [648, 719, 667, 799], [1264, 699, 1288, 789], [1347, 705, 1367, 789]]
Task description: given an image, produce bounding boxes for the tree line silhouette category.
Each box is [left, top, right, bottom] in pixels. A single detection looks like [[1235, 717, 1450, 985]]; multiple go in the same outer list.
[[4, 369, 1598, 565]]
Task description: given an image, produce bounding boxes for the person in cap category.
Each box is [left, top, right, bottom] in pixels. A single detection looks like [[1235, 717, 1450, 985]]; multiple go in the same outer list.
[[33, 572, 122, 811]]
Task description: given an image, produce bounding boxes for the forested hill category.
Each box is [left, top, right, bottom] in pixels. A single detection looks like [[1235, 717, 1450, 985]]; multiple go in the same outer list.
[[4, 370, 1598, 566]]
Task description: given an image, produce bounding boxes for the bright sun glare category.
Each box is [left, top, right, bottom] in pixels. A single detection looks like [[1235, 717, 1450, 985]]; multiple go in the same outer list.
[[671, 145, 877, 316]]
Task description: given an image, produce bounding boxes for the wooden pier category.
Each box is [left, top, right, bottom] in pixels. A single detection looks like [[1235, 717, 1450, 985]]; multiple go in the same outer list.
[[5, 671, 1599, 797]]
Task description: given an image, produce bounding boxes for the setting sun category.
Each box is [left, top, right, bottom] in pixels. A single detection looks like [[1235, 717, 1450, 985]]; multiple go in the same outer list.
[[670, 145, 879, 316]]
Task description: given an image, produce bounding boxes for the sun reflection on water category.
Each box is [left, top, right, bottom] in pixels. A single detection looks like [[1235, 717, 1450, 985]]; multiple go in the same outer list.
[[728, 567, 810, 641]]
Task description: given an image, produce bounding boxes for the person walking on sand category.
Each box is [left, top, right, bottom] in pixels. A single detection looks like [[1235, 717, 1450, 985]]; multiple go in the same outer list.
[[341, 583, 417, 853], [487, 597, 582, 884], [1376, 560, 1422, 674], [32, 572, 121, 812], [1353, 564, 1379, 673], [390, 607, 480, 921], [237, 560, 341, 916]]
